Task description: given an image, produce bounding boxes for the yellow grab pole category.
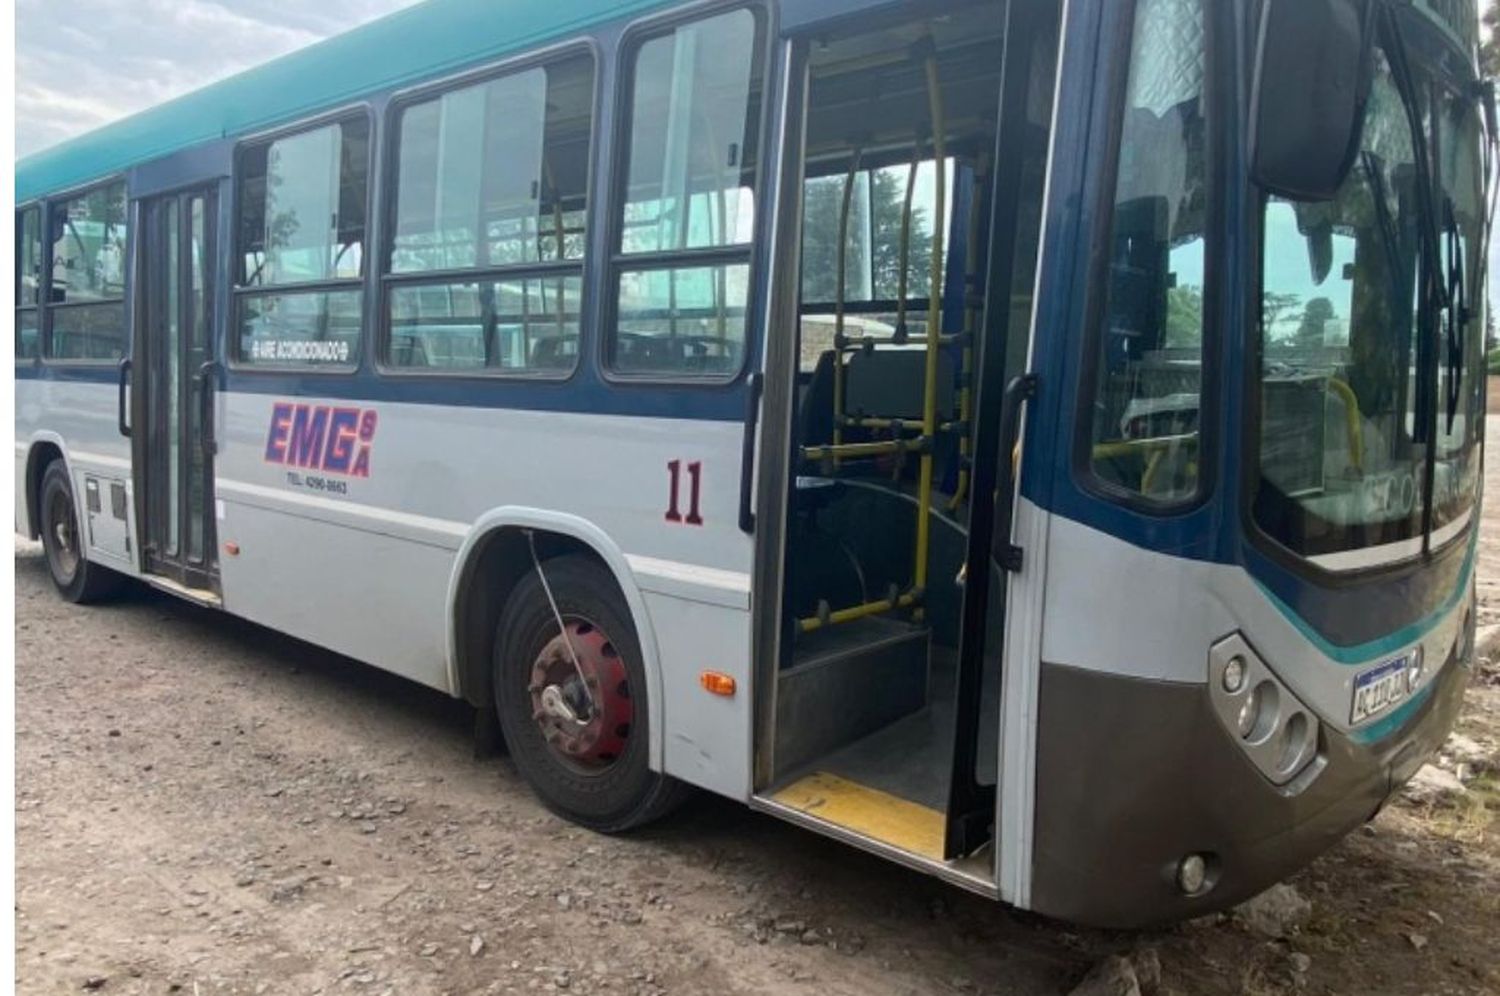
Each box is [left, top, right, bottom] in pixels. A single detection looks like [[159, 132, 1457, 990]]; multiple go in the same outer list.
[[832, 148, 864, 465], [798, 590, 921, 634], [914, 42, 946, 616]]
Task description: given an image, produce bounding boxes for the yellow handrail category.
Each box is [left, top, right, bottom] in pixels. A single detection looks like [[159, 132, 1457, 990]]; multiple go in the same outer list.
[[798, 589, 920, 634], [1090, 433, 1198, 460], [798, 34, 951, 635], [1324, 377, 1364, 473], [801, 438, 926, 462]]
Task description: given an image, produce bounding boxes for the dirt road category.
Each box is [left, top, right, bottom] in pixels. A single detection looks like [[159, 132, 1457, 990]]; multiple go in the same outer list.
[[14, 429, 1500, 995]]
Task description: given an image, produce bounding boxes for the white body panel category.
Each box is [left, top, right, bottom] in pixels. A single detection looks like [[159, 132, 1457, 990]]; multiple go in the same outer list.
[[16, 378, 758, 799], [16, 381, 137, 573]]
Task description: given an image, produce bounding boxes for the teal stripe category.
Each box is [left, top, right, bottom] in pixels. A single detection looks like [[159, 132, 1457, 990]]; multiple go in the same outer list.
[[17, 0, 679, 202], [1348, 682, 1435, 744], [1252, 531, 1476, 666]]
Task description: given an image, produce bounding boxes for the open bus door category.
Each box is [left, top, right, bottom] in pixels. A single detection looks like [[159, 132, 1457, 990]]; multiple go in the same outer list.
[[942, 0, 1056, 862], [750, 0, 1061, 894]]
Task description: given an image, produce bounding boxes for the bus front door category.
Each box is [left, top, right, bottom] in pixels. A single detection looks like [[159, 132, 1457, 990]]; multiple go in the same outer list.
[[134, 186, 219, 593]]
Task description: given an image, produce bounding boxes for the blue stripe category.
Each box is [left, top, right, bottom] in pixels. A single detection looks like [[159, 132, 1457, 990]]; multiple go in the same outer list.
[[16, 359, 749, 422], [1253, 531, 1476, 665]]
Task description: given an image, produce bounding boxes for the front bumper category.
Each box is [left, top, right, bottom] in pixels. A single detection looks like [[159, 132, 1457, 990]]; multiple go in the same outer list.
[[1028, 649, 1470, 929]]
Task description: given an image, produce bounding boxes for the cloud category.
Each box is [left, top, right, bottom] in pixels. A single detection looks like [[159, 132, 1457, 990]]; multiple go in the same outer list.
[[15, 0, 422, 158]]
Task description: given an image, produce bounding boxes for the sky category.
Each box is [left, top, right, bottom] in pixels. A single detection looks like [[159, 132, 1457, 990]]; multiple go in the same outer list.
[[13, 0, 1500, 304], [14, 0, 423, 158]]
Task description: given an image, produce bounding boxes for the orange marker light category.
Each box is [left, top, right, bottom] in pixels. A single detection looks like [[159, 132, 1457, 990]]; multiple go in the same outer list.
[[700, 671, 736, 697], [223, 541, 241, 557]]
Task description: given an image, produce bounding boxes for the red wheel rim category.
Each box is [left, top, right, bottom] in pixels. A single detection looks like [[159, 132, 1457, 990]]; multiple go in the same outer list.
[[528, 618, 632, 772]]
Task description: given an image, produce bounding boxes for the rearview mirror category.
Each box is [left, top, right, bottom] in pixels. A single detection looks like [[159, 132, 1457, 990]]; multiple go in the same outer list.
[[1249, 0, 1375, 202]]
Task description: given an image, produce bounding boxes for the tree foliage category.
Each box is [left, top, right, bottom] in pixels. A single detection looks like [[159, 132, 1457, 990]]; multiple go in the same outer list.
[[1483, 5, 1500, 79], [801, 166, 934, 306]]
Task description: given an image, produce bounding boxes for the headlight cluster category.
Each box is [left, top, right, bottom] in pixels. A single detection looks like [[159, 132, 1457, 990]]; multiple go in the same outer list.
[[1208, 634, 1321, 787]]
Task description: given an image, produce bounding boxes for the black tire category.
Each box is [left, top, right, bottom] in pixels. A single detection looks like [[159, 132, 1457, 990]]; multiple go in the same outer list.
[[493, 554, 689, 832], [38, 461, 126, 604]]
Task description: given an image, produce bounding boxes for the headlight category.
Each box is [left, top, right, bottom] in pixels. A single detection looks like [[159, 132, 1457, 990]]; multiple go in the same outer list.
[[1223, 656, 1247, 694], [1209, 634, 1322, 788]]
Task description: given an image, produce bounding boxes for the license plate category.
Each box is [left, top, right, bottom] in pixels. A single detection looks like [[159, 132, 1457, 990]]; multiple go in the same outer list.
[[1350, 654, 1414, 725]]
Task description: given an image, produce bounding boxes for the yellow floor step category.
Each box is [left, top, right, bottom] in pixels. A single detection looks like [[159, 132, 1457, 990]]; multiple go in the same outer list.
[[771, 771, 945, 861]]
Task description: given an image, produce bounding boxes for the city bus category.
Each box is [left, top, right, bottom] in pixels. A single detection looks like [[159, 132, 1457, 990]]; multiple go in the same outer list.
[[13, 0, 1491, 928]]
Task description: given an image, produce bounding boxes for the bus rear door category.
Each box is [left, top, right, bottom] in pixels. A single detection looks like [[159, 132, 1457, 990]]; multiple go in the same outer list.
[[133, 186, 220, 594]]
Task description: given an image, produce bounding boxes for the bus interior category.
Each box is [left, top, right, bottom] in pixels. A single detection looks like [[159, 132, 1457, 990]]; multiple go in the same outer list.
[[763, 1, 1059, 874]]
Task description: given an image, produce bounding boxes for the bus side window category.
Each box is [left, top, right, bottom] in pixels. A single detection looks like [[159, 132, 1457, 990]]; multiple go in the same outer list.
[[381, 52, 595, 376], [46, 182, 129, 362], [1082, 0, 1208, 505], [234, 117, 369, 369], [605, 7, 767, 380], [16, 205, 41, 359]]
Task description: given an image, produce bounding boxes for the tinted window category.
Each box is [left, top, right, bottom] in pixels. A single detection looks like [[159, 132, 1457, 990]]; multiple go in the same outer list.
[[389, 275, 582, 372], [1085, 0, 1207, 503], [16, 206, 40, 360], [50, 183, 128, 305], [391, 55, 593, 273], [17, 207, 41, 308], [609, 8, 765, 378], [620, 9, 760, 254], [51, 301, 126, 361], [384, 55, 595, 375], [17, 309, 39, 360], [240, 290, 362, 365], [239, 119, 368, 287], [1431, 83, 1485, 539], [237, 118, 369, 367], [1255, 55, 1425, 567]]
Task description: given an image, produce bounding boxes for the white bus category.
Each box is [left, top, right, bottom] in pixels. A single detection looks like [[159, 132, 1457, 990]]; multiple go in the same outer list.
[[14, 0, 1490, 927]]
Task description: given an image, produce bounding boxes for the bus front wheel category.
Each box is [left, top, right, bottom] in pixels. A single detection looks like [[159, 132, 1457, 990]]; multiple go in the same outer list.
[[493, 553, 687, 832], [38, 461, 125, 604]]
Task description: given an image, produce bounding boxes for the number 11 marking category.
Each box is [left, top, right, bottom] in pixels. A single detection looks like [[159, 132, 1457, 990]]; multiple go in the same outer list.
[[666, 459, 704, 526]]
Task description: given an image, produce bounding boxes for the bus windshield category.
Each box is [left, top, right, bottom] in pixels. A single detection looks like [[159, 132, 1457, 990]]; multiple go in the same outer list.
[[1431, 78, 1487, 545], [1253, 31, 1485, 571]]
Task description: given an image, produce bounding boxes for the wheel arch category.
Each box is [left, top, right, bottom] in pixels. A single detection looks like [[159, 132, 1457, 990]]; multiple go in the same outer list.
[[446, 507, 664, 770], [22, 433, 73, 540]]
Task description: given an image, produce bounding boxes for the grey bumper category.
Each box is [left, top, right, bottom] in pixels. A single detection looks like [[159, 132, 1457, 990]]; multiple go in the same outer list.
[[1028, 652, 1469, 929]]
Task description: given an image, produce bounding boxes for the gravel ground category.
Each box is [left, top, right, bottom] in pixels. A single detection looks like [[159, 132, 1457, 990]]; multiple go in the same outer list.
[[13, 424, 1500, 996]]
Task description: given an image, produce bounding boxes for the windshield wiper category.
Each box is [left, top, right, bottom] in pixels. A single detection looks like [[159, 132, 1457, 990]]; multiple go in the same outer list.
[[1442, 196, 1468, 434], [1361, 150, 1405, 299], [1380, 3, 1449, 451]]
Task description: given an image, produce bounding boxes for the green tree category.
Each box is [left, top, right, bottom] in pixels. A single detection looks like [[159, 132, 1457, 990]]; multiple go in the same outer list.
[[1262, 291, 1304, 344], [800, 164, 934, 307], [1482, 5, 1500, 78], [1296, 297, 1336, 349], [870, 168, 933, 303], [1165, 284, 1204, 347]]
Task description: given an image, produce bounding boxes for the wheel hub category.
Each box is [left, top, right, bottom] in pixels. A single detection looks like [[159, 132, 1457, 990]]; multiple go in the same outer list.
[[529, 619, 631, 769], [46, 490, 79, 580]]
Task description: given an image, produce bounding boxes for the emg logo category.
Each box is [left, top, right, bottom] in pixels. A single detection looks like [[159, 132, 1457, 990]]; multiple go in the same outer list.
[[264, 402, 378, 478]]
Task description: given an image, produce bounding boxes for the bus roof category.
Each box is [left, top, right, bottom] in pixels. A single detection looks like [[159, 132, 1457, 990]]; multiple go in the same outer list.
[[15, 0, 675, 204]]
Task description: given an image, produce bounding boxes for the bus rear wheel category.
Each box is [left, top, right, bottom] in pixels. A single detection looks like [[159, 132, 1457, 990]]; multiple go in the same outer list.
[[38, 461, 124, 604], [493, 554, 687, 832]]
